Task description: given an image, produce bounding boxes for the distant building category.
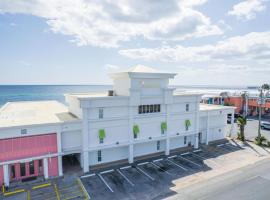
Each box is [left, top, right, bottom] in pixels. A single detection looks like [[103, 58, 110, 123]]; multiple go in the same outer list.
[[0, 66, 235, 187]]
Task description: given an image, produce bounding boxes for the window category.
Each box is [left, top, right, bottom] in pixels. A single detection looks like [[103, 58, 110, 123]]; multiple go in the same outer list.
[[139, 105, 142, 114], [98, 150, 102, 162], [20, 163, 26, 177], [138, 104, 161, 114], [99, 108, 103, 119], [185, 120, 191, 131], [186, 104, 189, 112], [99, 138, 104, 144], [133, 125, 139, 139], [157, 141, 160, 150], [99, 129, 105, 144], [29, 161, 35, 175], [11, 165, 15, 179], [161, 122, 167, 135], [38, 160, 43, 174], [184, 136, 187, 145]]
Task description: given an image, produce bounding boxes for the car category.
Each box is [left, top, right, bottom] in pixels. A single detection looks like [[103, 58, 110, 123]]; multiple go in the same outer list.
[[261, 121, 270, 130]]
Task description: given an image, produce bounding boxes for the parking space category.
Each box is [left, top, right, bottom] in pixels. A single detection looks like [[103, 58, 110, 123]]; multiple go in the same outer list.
[[3, 141, 248, 200]]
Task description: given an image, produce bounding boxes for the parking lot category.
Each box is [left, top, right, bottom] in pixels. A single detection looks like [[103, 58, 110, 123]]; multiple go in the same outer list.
[[81, 142, 245, 200]]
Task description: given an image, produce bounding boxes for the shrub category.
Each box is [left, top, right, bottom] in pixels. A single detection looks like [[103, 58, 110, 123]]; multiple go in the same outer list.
[[255, 135, 267, 146]]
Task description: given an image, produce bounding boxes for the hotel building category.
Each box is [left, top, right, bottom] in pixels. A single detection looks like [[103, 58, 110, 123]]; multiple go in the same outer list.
[[0, 66, 235, 187]]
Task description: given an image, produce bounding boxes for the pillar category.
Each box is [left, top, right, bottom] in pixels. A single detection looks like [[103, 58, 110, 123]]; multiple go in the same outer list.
[[128, 144, 134, 163], [43, 158, 49, 179], [194, 96, 200, 149], [82, 109, 89, 173], [165, 138, 170, 155], [56, 131, 63, 177], [206, 111, 210, 145], [3, 164, 9, 187], [229, 111, 235, 137]]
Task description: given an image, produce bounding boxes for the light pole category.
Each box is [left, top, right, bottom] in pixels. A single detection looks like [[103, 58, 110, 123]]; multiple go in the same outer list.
[[258, 88, 263, 139]]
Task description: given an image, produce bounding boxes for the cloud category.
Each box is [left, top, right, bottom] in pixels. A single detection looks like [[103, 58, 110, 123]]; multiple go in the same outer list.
[[104, 64, 120, 70], [0, 0, 222, 47], [119, 31, 270, 63], [228, 0, 266, 20]]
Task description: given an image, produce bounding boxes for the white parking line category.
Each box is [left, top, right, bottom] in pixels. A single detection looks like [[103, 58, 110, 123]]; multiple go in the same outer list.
[[116, 169, 135, 187], [100, 169, 114, 174], [191, 152, 207, 160], [153, 158, 163, 162], [166, 159, 188, 171], [138, 162, 149, 166], [81, 173, 96, 179], [97, 173, 114, 193], [225, 143, 241, 149], [168, 155, 177, 159], [179, 155, 202, 167], [193, 149, 202, 153], [120, 166, 131, 170], [136, 166, 155, 181], [217, 144, 225, 147], [150, 162, 172, 175], [181, 152, 191, 156]]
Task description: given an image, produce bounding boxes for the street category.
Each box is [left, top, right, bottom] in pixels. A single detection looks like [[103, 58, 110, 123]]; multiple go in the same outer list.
[[244, 117, 270, 140], [167, 157, 270, 200]]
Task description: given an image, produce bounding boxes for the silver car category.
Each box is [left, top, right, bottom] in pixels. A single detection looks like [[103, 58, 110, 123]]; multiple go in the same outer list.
[[261, 121, 270, 130]]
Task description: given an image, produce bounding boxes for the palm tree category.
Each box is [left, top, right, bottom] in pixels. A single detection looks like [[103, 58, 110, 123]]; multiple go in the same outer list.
[[258, 83, 270, 139], [237, 116, 246, 141]]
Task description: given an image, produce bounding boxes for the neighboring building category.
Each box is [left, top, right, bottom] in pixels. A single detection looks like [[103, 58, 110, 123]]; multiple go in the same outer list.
[[0, 66, 235, 187], [202, 94, 270, 116]]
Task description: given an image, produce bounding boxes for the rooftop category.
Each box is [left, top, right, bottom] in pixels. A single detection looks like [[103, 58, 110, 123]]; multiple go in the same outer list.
[[0, 101, 78, 128], [200, 103, 235, 111]]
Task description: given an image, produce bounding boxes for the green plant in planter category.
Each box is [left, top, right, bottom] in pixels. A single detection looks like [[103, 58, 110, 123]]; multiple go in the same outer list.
[[255, 135, 267, 146]]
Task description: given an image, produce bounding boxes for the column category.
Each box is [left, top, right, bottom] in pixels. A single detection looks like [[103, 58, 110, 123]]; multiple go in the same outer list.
[[82, 109, 89, 173], [229, 111, 235, 137], [194, 97, 200, 149], [206, 111, 210, 145], [129, 144, 134, 163], [43, 158, 49, 179], [128, 105, 134, 164], [165, 139, 170, 155], [3, 164, 9, 187], [56, 131, 63, 177], [165, 104, 171, 156]]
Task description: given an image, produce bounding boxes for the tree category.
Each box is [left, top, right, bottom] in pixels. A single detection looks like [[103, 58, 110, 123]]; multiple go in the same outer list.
[[258, 83, 270, 139], [237, 116, 246, 141]]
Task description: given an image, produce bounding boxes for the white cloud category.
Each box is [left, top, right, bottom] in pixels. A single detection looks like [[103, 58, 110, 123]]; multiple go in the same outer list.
[[0, 0, 222, 47], [119, 31, 270, 63], [228, 0, 266, 20], [104, 64, 120, 70]]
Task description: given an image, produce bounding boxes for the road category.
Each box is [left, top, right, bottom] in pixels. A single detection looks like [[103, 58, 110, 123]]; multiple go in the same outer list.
[[245, 118, 270, 140], [166, 157, 270, 200]]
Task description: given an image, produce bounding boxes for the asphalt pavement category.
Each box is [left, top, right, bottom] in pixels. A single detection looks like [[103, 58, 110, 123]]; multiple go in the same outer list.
[[167, 157, 270, 200]]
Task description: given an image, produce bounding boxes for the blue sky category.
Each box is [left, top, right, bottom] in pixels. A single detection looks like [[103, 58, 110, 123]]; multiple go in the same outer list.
[[0, 0, 269, 86]]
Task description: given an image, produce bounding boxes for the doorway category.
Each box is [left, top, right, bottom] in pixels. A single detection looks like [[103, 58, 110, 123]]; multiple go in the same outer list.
[[62, 154, 82, 175]]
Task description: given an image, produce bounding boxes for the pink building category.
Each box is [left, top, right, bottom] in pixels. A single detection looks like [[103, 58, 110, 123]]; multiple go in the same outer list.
[[0, 101, 81, 187]]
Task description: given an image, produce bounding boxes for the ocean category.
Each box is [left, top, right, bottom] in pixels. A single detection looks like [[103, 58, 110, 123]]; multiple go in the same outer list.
[[0, 85, 258, 107]]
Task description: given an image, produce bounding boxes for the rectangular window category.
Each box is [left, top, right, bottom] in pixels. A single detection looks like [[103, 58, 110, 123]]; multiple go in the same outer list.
[[150, 105, 154, 113], [11, 165, 15, 179], [20, 163, 26, 177], [29, 161, 35, 175], [99, 138, 104, 144], [38, 160, 43, 174], [138, 104, 161, 114], [99, 108, 103, 119], [157, 141, 160, 150], [98, 150, 102, 162], [139, 105, 142, 114], [186, 104, 189, 112], [184, 136, 187, 145]]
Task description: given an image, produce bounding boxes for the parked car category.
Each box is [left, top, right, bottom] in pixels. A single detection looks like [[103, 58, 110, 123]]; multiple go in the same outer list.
[[261, 121, 270, 130]]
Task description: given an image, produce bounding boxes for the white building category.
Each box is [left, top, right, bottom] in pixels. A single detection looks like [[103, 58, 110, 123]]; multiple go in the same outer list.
[[0, 66, 235, 186]]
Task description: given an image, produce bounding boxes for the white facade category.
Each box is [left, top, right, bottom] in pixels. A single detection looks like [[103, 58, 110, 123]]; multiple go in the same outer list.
[[0, 66, 235, 184], [65, 66, 235, 173]]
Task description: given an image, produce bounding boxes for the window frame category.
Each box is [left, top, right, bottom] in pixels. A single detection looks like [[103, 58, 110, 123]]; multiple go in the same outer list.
[[97, 150, 102, 162], [99, 108, 104, 119]]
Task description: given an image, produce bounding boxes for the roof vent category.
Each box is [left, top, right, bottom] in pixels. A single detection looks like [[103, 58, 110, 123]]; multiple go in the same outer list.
[[108, 90, 115, 96]]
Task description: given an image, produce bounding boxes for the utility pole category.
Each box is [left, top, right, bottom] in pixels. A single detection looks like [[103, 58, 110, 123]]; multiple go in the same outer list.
[[258, 88, 263, 138]]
